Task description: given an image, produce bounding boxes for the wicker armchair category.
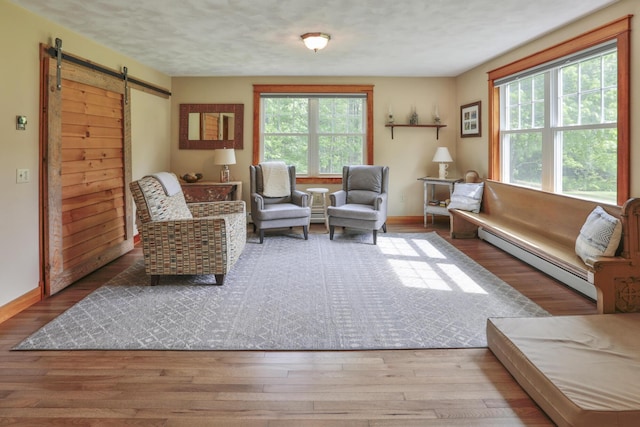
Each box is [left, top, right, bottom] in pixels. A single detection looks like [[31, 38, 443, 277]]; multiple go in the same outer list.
[[130, 173, 246, 286]]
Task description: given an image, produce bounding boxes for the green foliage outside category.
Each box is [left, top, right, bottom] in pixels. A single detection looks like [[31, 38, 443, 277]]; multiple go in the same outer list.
[[504, 51, 617, 204], [262, 97, 365, 175]]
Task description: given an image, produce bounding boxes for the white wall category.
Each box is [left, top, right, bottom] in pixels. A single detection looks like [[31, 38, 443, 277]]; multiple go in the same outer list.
[[0, 1, 171, 307]]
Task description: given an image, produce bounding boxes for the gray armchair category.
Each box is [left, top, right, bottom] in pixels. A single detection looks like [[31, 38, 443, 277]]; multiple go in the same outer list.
[[250, 164, 311, 243], [328, 165, 389, 245]]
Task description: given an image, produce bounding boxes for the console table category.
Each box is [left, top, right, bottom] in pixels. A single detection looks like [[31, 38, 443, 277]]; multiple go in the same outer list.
[[181, 181, 242, 203], [418, 176, 461, 226]]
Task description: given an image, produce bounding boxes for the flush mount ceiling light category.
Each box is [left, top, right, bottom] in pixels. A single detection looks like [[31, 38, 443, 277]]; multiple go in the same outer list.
[[301, 32, 331, 52]]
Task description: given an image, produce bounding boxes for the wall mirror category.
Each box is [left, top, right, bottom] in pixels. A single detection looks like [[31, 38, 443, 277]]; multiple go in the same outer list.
[[179, 103, 244, 149]]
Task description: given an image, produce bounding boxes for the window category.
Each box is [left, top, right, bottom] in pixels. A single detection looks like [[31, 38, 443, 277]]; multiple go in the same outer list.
[[253, 85, 374, 182], [488, 16, 631, 206], [499, 46, 618, 203]]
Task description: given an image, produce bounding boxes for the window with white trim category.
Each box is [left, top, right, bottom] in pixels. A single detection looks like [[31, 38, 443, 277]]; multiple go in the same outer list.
[[498, 43, 618, 204], [260, 94, 367, 176]]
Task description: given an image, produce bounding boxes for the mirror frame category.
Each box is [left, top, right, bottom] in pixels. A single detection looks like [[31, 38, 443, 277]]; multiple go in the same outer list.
[[179, 103, 244, 150]]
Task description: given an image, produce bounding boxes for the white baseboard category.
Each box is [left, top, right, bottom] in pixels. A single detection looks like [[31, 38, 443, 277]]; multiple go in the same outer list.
[[478, 228, 597, 300]]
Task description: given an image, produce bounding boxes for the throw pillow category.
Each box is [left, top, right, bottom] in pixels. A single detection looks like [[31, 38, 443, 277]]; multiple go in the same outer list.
[[575, 206, 622, 263], [447, 182, 484, 213]]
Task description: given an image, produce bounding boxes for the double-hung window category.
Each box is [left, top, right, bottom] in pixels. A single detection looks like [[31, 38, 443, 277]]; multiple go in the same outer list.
[[488, 17, 631, 206], [253, 85, 374, 181], [498, 44, 618, 203]]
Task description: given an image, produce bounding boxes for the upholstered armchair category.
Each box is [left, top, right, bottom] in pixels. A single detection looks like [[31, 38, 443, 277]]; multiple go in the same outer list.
[[249, 163, 311, 243], [130, 172, 246, 286], [328, 165, 389, 245]]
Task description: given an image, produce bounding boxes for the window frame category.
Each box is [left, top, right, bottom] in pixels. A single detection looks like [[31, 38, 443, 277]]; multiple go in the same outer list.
[[488, 16, 631, 206], [253, 84, 374, 184]]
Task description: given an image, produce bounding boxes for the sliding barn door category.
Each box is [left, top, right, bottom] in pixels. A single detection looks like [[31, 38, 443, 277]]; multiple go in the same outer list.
[[42, 49, 133, 295]]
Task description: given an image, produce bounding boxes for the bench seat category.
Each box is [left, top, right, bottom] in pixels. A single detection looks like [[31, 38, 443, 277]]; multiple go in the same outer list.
[[451, 208, 590, 280], [487, 314, 640, 427], [449, 180, 640, 314]]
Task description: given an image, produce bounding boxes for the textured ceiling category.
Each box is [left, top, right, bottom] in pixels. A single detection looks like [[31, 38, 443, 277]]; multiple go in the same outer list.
[[9, 0, 617, 77]]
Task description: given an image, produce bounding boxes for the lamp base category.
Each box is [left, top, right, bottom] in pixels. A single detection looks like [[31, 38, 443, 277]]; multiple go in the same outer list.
[[220, 166, 230, 183], [438, 163, 449, 179]]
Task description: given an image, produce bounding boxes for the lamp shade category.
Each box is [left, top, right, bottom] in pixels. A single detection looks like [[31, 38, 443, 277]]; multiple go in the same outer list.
[[301, 32, 331, 51], [432, 147, 453, 163], [214, 148, 236, 165]]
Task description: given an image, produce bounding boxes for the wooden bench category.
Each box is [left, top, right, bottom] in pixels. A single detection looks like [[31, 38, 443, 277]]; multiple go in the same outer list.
[[449, 179, 640, 314]]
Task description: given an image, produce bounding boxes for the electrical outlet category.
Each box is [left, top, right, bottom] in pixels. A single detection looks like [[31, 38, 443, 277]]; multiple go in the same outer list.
[[16, 169, 29, 184]]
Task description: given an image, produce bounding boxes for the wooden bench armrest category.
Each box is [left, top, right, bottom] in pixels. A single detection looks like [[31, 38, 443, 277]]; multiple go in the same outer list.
[[586, 257, 639, 313]]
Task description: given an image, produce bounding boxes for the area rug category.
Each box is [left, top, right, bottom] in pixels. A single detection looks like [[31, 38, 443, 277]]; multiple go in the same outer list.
[[14, 232, 548, 351]]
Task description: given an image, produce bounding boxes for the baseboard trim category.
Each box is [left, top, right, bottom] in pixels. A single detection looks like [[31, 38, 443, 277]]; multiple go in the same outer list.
[[0, 287, 42, 325], [387, 216, 423, 225]]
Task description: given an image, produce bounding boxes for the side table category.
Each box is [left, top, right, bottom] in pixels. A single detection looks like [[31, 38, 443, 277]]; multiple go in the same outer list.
[[306, 187, 330, 233], [417, 177, 462, 227]]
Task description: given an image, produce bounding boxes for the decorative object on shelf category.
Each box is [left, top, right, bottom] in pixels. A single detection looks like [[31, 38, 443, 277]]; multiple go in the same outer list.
[[301, 32, 331, 52], [433, 105, 441, 124], [214, 148, 236, 183], [432, 147, 453, 179], [461, 101, 481, 137], [181, 172, 203, 183], [387, 106, 394, 124], [409, 108, 419, 125]]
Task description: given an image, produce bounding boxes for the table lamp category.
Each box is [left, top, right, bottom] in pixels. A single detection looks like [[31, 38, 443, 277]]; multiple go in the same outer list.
[[214, 148, 236, 183], [432, 147, 453, 179]]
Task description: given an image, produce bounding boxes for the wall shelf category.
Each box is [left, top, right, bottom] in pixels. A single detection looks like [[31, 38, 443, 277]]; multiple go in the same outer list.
[[385, 124, 447, 140]]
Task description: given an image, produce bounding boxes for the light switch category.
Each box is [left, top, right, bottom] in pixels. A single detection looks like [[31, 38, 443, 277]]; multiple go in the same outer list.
[[16, 169, 29, 183]]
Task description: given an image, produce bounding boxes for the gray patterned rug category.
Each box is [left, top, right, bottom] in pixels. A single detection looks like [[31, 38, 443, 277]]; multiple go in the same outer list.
[[14, 232, 548, 351]]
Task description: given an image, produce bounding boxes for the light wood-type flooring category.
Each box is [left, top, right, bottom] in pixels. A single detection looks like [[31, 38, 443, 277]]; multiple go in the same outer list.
[[0, 221, 596, 426]]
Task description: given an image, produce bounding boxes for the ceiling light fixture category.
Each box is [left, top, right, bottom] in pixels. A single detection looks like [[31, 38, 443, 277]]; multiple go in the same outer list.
[[301, 32, 331, 52]]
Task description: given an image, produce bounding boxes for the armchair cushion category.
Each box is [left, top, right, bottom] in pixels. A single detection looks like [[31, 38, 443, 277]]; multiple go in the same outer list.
[[137, 173, 193, 221], [347, 165, 383, 192], [328, 204, 381, 221], [254, 203, 311, 221]]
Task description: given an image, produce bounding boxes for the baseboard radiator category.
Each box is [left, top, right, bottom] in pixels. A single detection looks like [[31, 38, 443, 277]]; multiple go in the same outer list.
[[478, 228, 597, 300]]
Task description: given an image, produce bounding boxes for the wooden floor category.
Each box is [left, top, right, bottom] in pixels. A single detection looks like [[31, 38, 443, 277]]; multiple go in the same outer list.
[[0, 221, 596, 426]]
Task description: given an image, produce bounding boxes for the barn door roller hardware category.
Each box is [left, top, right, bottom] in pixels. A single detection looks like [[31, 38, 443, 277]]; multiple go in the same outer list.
[[123, 66, 129, 104], [46, 38, 171, 98], [55, 38, 62, 90]]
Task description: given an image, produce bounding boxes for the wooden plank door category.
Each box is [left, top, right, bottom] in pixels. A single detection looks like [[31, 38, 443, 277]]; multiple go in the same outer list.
[[42, 50, 133, 296]]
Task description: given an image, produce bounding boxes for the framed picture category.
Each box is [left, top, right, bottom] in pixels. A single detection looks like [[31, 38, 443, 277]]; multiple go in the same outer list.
[[460, 101, 481, 138]]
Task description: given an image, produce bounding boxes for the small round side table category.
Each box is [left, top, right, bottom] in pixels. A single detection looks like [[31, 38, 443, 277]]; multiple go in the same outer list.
[[306, 187, 330, 233]]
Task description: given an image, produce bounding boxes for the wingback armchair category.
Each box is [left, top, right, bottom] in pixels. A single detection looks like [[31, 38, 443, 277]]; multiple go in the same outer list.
[[328, 165, 389, 245], [249, 164, 311, 243], [130, 172, 246, 286]]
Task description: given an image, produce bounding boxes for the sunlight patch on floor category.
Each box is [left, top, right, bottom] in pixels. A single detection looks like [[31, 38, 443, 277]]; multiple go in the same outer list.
[[383, 236, 487, 293], [412, 238, 447, 259], [389, 259, 452, 290], [437, 263, 488, 294], [378, 237, 420, 257]]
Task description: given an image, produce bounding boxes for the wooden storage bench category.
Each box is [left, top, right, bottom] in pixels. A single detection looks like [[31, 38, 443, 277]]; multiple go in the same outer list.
[[449, 180, 640, 314]]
